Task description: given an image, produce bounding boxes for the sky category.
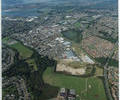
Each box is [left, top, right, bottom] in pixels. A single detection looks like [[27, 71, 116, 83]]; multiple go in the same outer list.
[[23, 0, 52, 3], [2, 0, 117, 8]]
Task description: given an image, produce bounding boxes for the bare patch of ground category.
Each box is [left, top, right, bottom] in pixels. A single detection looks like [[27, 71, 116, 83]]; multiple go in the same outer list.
[[56, 59, 86, 75]]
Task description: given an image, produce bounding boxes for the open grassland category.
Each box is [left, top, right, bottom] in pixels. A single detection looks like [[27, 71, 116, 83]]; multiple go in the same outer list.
[[3, 37, 38, 71], [3, 37, 33, 58], [62, 29, 83, 43], [43, 67, 107, 100], [10, 42, 33, 58], [2, 37, 17, 45], [9, 42, 38, 71], [67, 61, 86, 69], [94, 66, 103, 76]]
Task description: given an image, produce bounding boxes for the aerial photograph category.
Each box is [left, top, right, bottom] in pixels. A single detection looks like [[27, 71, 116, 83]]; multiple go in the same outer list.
[[2, 0, 118, 100]]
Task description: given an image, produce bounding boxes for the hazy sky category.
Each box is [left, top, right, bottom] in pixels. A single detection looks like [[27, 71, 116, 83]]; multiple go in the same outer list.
[[2, 0, 53, 5], [2, 0, 117, 7], [23, 0, 52, 3]]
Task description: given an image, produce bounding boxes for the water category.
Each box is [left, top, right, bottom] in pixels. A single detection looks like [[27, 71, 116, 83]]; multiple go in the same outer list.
[[2, 8, 41, 17], [2, 0, 52, 17]]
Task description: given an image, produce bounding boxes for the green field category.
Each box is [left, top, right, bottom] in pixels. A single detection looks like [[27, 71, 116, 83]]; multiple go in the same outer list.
[[9, 41, 38, 71], [62, 29, 83, 43], [43, 67, 107, 100], [3, 37, 15, 44], [3, 37, 37, 71], [3, 37, 33, 58], [10, 42, 33, 58]]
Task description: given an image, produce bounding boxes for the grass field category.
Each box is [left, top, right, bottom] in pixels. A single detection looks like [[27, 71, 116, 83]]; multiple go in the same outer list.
[[10, 42, 33, 58], [94, 66, 103, 76], [3, 37, 33, 58], [9, 40, 38, 71], [67, 61, 87, 68], [43, 67, 107, 100], [3, 37, 38, 71], [62, 29, 83, 43]]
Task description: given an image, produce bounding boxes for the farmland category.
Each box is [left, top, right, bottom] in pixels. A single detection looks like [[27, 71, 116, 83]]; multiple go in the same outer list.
[[43, 67, 107, 100], [3, 37, 33, 59], [2, 37, 37, 71], [10, 42, 33, 59]]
